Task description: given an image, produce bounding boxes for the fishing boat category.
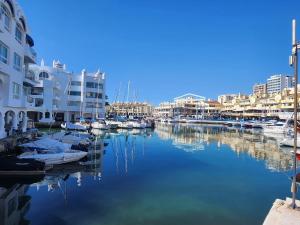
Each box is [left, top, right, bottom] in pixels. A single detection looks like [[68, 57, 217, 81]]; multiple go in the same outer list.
[[19, 149, 87, 165], [91, 120, 111, 130], [61, 122, 87, 131]]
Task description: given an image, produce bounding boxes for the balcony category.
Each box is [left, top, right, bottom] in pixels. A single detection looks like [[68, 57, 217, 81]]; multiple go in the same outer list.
[[24, 45, 37, 64], [24, 72, 38, 86]]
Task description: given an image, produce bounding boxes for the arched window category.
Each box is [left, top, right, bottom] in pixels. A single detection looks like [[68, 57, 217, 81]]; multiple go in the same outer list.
[[1, 4, 11, 31], [39, 72, 49, 80], [19, 17, 26, 32], [15, 23, 23, 43]]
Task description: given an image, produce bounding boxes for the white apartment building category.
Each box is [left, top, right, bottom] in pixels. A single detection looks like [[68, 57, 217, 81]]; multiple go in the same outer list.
[[266, 74, 293, 94], [27, 60, 106, 123], [0, 0, 36, 138]]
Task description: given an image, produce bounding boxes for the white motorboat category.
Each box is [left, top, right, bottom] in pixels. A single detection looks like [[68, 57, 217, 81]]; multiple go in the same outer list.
[[19, 149, 87, 165], [90, 128, 107, 137], [61, 122, 87, 131], [119, 121, 133, 129], [105, 120, 121, 129], [20, 138, 72, 152], [263, 122, 290, 134], [91, 120, 111, 130], [280, 138, 300, 148], [128, 121, 146, 129], [44, 131, 91, 146]]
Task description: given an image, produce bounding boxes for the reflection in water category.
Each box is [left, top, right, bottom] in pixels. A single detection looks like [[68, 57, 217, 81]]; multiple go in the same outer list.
[[0, 184, 31, 225], [0, 125, 296, 225], [155, 123, 294, 172], [0, 138, 106, 225], [107, 129, 153, 175]]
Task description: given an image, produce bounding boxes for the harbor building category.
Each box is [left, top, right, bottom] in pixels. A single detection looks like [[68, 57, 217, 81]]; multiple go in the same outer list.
[[266, 74, 293, 94], [107, 102, 153, 118], [253, 83, 267, 96], [26, 60, 106, 122], [155, 93, 222, 119], [153, 102, 175, 118], [0, 0, 37, 138]]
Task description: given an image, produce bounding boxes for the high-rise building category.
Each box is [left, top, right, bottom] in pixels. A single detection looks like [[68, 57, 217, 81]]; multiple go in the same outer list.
[[266, 74, 293, 94]]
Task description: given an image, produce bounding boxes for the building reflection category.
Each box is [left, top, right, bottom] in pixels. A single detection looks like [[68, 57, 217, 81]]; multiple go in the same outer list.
[[0, 184, 31, 225], [155, 123, 293, 172]]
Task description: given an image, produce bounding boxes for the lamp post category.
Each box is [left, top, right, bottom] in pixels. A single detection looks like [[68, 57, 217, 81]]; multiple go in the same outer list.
[[291, 19, 299, 209]]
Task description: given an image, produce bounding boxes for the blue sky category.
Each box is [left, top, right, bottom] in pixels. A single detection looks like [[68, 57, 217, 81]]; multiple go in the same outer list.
[[20, 0, 299, 105]]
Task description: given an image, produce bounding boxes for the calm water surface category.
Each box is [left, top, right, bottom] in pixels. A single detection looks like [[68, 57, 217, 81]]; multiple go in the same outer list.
[[0, 124, 296, 225]]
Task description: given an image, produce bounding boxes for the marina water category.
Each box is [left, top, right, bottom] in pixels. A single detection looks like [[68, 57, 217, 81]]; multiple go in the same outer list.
[[1, 124, 294, 225]]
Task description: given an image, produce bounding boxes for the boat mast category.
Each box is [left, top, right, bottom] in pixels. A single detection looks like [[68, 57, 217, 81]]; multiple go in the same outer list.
[[291, 19, 298, 209]]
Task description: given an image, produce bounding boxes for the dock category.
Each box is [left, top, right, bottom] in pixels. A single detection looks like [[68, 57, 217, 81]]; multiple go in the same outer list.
[[263, 198, 300, 225]]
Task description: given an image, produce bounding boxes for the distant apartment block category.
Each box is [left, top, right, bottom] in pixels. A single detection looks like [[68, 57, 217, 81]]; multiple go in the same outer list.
[[266, 74, 293, 94], [253, 83, 267, 96]]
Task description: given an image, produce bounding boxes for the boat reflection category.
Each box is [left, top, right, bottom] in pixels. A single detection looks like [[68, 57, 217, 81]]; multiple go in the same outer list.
[[0, 138, 107, 225], [107, 129, 153, 175], [155, 123, 294, 172]]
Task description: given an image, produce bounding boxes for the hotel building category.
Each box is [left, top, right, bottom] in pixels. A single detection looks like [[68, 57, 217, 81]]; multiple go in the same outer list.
[[266, 74, 293, 94], [0, 0, 37, 138]]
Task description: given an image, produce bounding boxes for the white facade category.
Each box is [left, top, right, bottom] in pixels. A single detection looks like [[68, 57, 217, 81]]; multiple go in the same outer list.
[[27, 60, 106, 122], [267, 74, 293, 94], [0, 0, 36, 138]]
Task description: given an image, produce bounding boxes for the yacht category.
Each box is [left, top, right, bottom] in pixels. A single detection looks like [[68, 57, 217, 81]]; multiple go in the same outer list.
[[91, 120, 111, 130], [61, 122, 87, 131], [263, 121, 290, 134]]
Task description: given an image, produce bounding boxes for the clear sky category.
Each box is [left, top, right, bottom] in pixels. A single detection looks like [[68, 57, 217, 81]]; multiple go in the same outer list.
[[20, 0, 300, 105]]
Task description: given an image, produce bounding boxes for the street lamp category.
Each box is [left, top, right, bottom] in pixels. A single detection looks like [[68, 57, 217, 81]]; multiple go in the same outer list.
[[290, 19, 299, 209]]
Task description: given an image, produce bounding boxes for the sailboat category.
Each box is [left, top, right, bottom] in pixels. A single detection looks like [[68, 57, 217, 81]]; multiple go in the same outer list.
[[91, 120, 111, 130]]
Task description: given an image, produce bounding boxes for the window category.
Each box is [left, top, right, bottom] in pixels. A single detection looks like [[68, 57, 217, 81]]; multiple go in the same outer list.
[[86, 82, 103, 89], [69, 91, 81, 96], [86, 102, 102, 108], [71, 81, 81, 86], [86, 92, 102, 99], [1, 4, 11, 31], [13, 82, 20, 99], [0, 41, 8, 64], [13, 53, 21, 71], [68, 101, 81, 106], [39, 72, 49, 80], [15, 23, 23, 43]]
